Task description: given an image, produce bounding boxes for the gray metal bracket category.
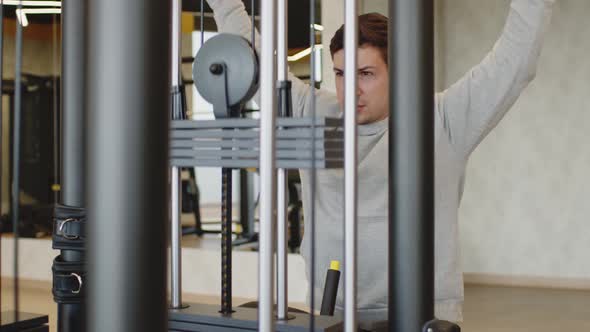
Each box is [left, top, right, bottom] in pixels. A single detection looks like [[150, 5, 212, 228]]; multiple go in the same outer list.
[[170, 117, 344, 169], [169, 303, 342, 332]]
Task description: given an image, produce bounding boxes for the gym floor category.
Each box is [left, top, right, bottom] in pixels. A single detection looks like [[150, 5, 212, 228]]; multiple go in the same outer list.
[[1, 279, 589, 331]]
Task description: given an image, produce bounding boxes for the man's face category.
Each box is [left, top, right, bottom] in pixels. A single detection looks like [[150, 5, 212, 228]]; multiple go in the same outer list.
[[332, 45, 389, 125]]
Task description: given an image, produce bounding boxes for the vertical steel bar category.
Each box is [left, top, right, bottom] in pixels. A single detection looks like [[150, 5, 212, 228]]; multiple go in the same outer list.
[[60, 0, 87, 329], [343, 0, 358, 330], [52, 13, 58, 205], [276, 0, 289, 321], [200, 0, 204, 46], [170, 0, 183, 310], [11, 0, 23, 320], [388, 0, 435, 331], [0, 0, 3, 314], [309, 0, 317, 328], [170, 167, 182, 308], [61, 0, 86, 206], [0, 0, 4, 312], [0, 0, 3, 232], [251, 0, 256, 51], [86, 0, 171, 330], [259, 0, 277, 330]]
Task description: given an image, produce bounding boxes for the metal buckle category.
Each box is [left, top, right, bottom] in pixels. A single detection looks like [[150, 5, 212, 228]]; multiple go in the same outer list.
[[58, 218, 79, 240], [70, 273, 82, 294]]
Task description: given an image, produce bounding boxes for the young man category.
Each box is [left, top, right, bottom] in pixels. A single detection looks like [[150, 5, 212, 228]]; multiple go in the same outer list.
[[206, 0, 555, 330]]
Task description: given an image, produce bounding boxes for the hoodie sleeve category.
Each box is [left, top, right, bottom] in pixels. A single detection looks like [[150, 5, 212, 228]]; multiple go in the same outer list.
[[435, 0, 555, 159]]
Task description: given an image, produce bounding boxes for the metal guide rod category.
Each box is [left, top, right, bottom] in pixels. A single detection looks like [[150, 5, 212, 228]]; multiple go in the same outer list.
[[259, 0, 277, 330], [170, 0, 183, 309], [171, 0, 182, 87], [11, 0, 23, 320], [86, 0, 170, 329], [52, 12, 58, 205], [60, 0, 88, 329], [388, 0, 435, 331], [0, 0, 4, 222], [343, 0, 358, 331], [276, 0, 289, 321], [0, 2, 3, 311], [62, 0, 86, 205], [170, 167, 182, 308], [309, 0, 317, 329], [200, 0, 204, 46], [251, 0, 256, 51]]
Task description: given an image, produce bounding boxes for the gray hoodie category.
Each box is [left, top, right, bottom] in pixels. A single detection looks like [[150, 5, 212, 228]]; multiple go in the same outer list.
[[207, 0, 554, 325]]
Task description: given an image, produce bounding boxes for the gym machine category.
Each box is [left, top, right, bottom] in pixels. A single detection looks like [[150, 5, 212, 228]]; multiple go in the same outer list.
[[0, 1, 49, 330], [1, 0, 463, 330], [167, 0, 344, 329], [165, 0, 460, 331]]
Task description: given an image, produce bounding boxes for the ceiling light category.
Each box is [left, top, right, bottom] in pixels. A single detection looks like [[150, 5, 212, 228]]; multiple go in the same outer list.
[[2, 1, 61, 6], [15, 8, 29, 27], [22, 8, 61, 14], [288, 45, 323, 62], [14, 7, 61, 26]]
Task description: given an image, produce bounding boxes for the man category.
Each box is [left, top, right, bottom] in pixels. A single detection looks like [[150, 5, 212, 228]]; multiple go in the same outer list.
[[206, 0, 555, 330]]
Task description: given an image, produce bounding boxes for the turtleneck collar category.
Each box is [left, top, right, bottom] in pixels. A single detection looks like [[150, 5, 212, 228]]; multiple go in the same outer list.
[[357, 117, 389, 136]]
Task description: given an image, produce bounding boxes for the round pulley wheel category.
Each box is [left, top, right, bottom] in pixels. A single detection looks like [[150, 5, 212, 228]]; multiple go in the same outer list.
[[193, 34, 259, 117]]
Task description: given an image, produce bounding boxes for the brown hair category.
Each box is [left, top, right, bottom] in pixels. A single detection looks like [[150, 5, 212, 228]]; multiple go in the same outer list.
[[329, 13, 389, 64]]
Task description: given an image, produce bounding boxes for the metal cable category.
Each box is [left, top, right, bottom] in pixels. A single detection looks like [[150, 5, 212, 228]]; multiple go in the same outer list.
[[52, 13, 59, 204], [220, 168, 233, 314], [11, 0, 24, 319]]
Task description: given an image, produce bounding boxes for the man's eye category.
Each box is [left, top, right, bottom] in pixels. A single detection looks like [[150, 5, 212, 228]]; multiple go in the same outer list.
[[360, 71, 374, 77], [335, 71, 343, 77]]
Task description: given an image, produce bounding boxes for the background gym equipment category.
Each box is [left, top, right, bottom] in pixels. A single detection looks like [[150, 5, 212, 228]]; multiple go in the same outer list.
[[0, 74, 59, 238], [167, 27, 344, 330], [0, 0, 49, 330]]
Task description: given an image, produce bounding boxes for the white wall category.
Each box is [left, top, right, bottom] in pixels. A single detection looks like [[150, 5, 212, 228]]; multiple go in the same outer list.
[[320, 0, 345, 93], [441, 0, 590, 281], [361, 0, 387, 14]]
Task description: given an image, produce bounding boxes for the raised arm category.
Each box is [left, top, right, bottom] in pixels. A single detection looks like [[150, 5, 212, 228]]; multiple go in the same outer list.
[[206, 0, 340, 118], [436, 0, 555, 158]]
